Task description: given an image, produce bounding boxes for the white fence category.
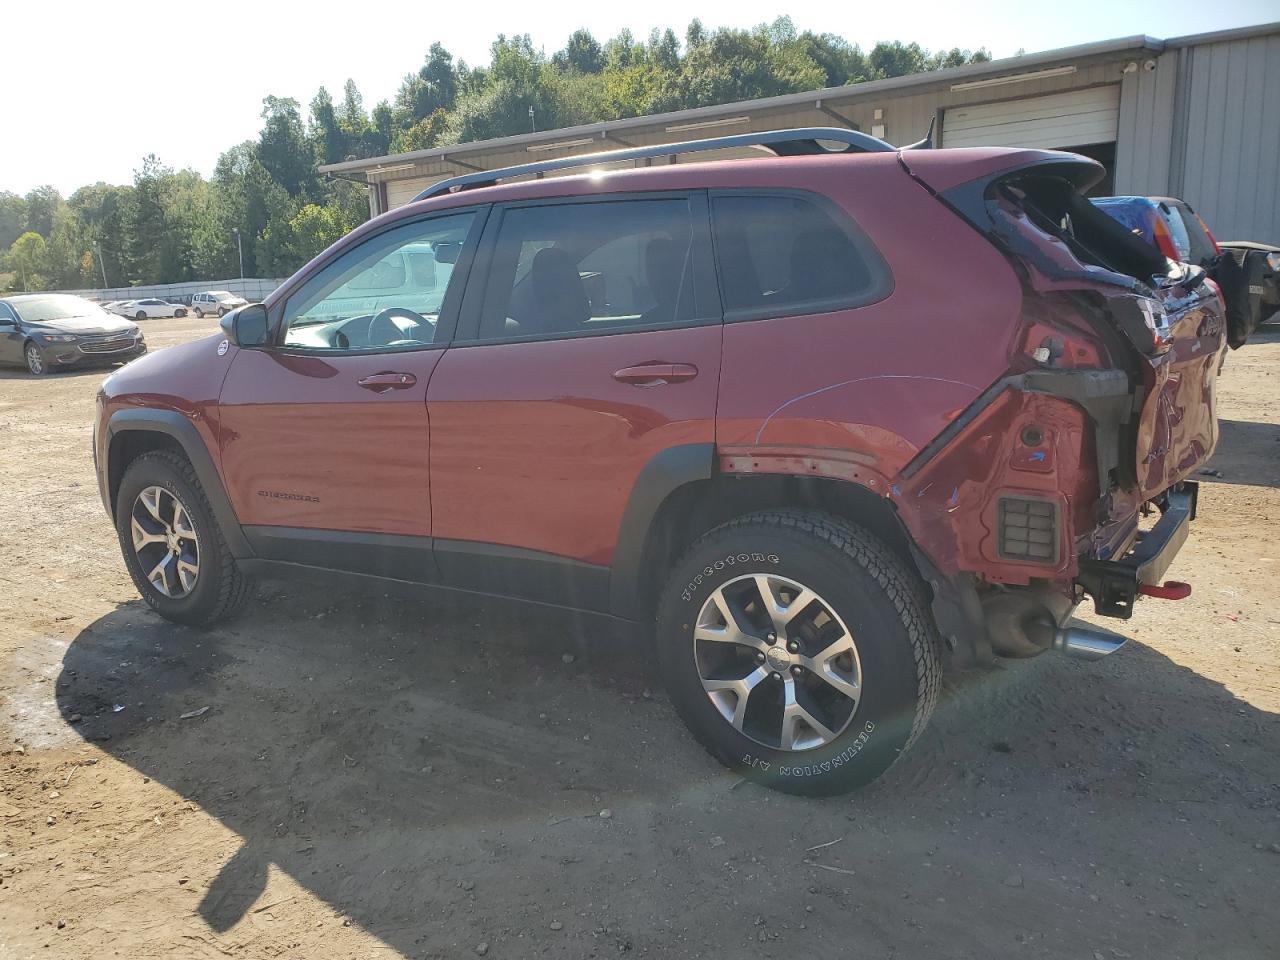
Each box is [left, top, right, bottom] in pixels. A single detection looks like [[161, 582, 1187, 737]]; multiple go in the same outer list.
[[52, 277, 284, 303]]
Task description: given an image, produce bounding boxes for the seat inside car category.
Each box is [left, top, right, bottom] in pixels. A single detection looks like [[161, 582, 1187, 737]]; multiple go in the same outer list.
[[521, 247, 591, 335]]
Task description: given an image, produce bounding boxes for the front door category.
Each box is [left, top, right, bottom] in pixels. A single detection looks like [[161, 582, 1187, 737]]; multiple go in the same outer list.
[[217, 208, 482, 580], [0, 303, 22, 365], [426, 193, 722, 610]]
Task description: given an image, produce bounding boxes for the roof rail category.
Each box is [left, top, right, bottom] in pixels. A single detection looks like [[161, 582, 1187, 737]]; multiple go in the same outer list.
[[411, 127, 895, 203]]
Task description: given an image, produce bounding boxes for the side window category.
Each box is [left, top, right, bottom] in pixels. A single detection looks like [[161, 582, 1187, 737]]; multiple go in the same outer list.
[[475, 198, 702, 341], [281, 211, 476, 351], [0, 304, 16, 323], [711, 193, 889, 320]]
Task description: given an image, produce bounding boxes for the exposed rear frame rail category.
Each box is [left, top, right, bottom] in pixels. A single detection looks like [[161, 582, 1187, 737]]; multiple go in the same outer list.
[[411, 127, 896, 202]]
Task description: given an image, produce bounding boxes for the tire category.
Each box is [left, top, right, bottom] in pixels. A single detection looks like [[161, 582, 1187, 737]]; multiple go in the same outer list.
[[175, 308, 186, 318], [217, 307, 227, 317], [194, 308, 204, 319], [135, 310, 147, 321], [115, 449, 252, 626], [24, 341, 46, 375], [655, 509, 941, 796]]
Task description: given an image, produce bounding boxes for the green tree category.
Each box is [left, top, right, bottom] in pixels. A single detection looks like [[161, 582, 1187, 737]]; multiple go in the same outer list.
[[23, 186, 64, 238], [868, 41, 928, 79], [0, 192, 27, 250], [258, 96, 315, 199], [309, 87, 346, 165], [555, 29, 603, 73], [8, 232, 48, 290]]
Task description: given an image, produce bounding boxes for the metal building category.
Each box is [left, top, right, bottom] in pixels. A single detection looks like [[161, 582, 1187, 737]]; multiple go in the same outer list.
[[320, 22, 1280, 243]]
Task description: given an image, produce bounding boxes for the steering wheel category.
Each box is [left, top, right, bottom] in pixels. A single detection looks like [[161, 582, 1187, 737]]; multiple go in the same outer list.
[[367, 306, 430, 346]]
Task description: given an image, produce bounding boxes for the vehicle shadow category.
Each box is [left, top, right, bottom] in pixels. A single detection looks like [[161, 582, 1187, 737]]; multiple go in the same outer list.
[[1200, 417, 1280, 488], [56, 586, 1279, 958]]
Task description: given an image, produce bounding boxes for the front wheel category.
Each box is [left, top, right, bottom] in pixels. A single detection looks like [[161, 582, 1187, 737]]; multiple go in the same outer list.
[[655, 510, 941, 795], [115, 450, 251, 625], [25, 342, 46, 375], [194, 308, 204, 318], [216, 306, 227, 317]]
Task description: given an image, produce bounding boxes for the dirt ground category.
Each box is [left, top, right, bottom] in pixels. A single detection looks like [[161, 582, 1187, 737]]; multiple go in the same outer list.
[[1, 315, 1277, 960]]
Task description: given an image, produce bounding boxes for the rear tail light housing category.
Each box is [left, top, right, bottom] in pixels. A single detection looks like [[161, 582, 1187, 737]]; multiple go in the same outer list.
[[1195, 214, 1222, 256], [1151, 216, 1180, 261]]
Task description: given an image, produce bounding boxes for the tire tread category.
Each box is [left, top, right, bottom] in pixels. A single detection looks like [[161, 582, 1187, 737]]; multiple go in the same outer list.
[[119, 449, 251, 624], [658, 508, 942, 779]]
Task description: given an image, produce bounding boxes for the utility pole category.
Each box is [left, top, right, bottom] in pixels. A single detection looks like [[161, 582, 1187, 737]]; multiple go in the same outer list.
[[94, 241, 109, 288], [528, 105, 536, 133], [234, 229, 244, 279]]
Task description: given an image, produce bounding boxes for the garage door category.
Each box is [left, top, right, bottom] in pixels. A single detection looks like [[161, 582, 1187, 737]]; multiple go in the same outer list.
[[385, 176, 441, 210], [942, 86, 1120, 149]]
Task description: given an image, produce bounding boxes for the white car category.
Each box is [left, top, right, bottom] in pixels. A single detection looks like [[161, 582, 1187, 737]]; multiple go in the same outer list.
[[118, 299, 188, 320], [192, 291, 248, 317]]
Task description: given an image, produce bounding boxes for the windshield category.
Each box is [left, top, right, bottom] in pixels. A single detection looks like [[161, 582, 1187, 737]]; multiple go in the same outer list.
[[11, 295, 106, 323]]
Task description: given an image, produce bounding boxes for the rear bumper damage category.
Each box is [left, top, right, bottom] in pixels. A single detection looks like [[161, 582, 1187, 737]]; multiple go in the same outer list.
[[1076, 481, 1197, 619]]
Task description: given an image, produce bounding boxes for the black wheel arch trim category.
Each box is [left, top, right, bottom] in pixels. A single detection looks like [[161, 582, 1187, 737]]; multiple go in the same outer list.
[[609, 442, 716, 619], [104, 408, 253, 559]]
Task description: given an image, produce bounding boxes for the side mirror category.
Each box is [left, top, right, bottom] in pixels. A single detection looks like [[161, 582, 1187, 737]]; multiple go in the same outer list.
[[220, 303, 270, 348]]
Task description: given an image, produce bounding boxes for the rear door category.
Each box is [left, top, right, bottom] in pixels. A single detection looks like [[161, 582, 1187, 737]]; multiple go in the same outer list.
[[425, 192, 722, 610], [217, 208, 483, 578]]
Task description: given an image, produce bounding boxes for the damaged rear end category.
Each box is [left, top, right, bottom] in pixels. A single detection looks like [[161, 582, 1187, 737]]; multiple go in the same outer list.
[[894, 149, 1226, 661]]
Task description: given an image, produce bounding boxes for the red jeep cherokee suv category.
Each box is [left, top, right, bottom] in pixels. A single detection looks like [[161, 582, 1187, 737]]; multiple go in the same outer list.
[[93, 129, 1224, 794]]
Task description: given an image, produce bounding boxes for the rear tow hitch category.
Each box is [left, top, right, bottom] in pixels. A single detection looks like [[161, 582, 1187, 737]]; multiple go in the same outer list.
[[1138, 580, 1192, 600]]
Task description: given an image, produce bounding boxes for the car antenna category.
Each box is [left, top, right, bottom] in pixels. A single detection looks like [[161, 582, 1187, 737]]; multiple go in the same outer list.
[[903, 116, 936, 150]]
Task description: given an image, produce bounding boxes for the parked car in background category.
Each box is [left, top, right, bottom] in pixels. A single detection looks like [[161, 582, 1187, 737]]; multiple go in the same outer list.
[[117, 298, 187, 320], [1092, 195, 1263, 347], [191, 291, 248, 317], [1218, 240, 1280, 327], [104, 301, 136, 317], [0, 294, 146, 375], [93, 131, 1226, 795]]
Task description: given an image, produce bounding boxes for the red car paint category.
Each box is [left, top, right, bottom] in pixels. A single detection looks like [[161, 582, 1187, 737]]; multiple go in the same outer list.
[[94, 143, 1225, 641]]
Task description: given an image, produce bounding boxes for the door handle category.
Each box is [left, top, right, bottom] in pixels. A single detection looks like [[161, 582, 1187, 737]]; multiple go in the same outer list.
[[612, 362, 699, 386], [357, 371, 417, 392]]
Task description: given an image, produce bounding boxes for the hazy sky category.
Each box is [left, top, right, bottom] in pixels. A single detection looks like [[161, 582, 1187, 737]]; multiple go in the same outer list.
[[4, 0, 1276, 195]]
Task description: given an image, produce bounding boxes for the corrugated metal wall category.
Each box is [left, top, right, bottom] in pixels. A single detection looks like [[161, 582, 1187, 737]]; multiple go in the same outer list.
[[1119, 29, 1280, 243], [1172, 30, 1280, 243]]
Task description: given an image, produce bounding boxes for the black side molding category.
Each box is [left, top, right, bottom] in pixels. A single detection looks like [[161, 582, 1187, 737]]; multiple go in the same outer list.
[[244, 526, 436, 582], [609, 443, 716, 619], [106, 409, 253, 559]]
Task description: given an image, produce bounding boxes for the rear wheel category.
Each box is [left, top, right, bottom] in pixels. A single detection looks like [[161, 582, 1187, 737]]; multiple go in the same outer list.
[[115, 450, 251, 625], [24, 341, 46, 375], [655, 510, 941, 795], [135, 310, 146, 321]]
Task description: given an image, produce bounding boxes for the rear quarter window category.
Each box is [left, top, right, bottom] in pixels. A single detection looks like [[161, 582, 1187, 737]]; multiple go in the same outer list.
[[710, 192, 891, 321]]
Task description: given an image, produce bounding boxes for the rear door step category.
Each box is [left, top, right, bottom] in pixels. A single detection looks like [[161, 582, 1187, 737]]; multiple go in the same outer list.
[[1076, 482, 1199, 619]]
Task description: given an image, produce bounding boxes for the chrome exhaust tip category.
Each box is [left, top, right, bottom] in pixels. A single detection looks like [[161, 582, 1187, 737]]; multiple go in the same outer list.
[[1053, 626, 1127, 661]]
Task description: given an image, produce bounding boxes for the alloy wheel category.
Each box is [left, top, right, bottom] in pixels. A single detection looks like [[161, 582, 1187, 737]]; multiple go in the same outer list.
[[25, 344, 44, 375], [693, 573, 862, 751], [130, 485, 200, 598]]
